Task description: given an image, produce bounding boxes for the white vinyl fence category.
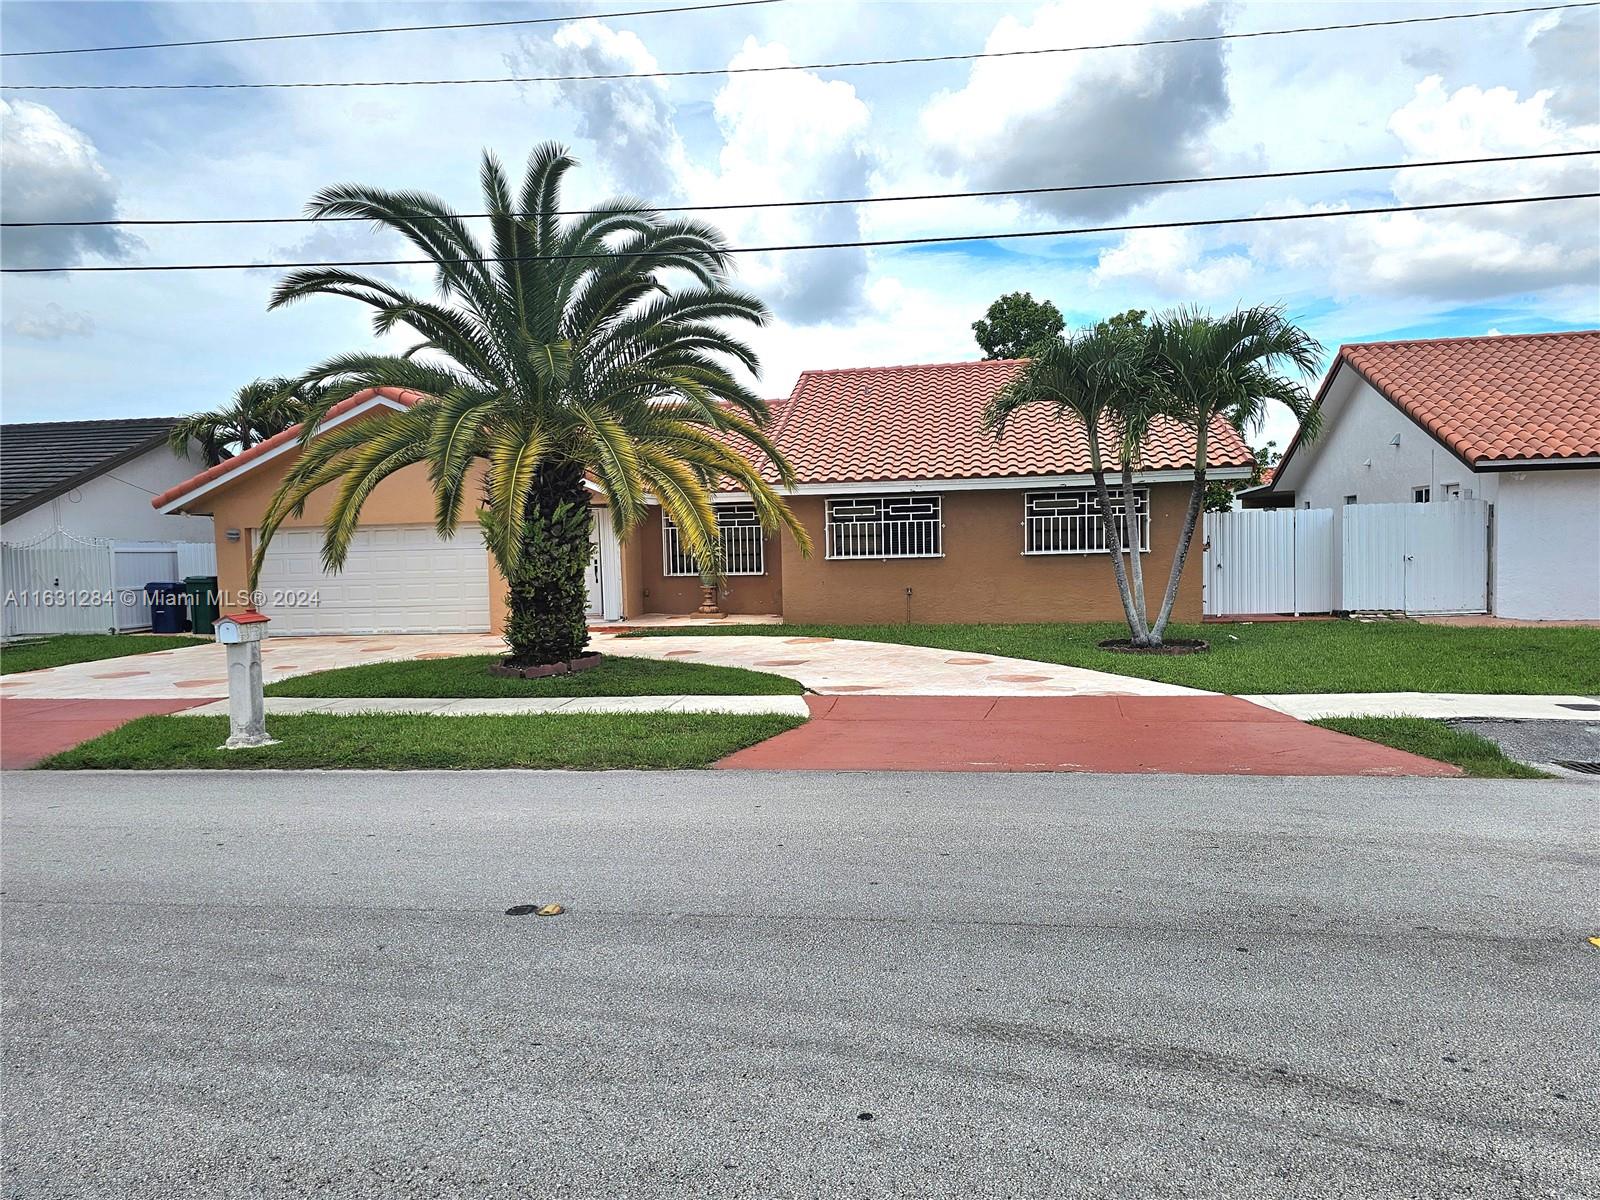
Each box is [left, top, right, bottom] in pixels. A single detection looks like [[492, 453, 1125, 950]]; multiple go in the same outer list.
[[1341, 500, 1489, 614], [1, 528, 217, 639], [1205, 507, 1334, 617], [1204, 500, 1490, 617]]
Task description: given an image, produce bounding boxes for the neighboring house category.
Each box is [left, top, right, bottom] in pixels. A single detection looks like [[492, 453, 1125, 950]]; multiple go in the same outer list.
[[1244, 331, 1600, 620], [1, 417, 214, 545], [1, 418, 218, 636], [152, 360, 1256, 635]]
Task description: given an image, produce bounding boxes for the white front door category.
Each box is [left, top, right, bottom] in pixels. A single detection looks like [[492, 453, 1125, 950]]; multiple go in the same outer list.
[[585, 528, 604, 617], [253, 524, 491, 635]]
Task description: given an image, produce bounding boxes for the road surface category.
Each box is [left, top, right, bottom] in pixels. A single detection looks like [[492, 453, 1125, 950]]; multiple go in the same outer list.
[[3, 770, 1596, 1198]]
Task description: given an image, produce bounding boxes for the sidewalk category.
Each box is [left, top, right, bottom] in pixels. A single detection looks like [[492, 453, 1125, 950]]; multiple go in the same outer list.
[[1244, 693, 1600, 721]]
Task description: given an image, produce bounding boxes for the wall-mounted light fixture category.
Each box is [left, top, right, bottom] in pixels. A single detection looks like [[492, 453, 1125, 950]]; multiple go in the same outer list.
[[225, 528, 242, 542], [1389, 434, 1402, 447]]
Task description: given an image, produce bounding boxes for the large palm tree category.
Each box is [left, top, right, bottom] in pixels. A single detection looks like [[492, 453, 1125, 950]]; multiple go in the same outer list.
[[986, 322, 1157, 643], [256, 144, 808, 667], [1145, 305, 1322, 641], [169, 377, 317, 466]]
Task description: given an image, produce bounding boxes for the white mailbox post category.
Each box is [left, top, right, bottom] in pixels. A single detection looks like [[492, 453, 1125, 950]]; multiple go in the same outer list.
[[215, 611, 277, 749]]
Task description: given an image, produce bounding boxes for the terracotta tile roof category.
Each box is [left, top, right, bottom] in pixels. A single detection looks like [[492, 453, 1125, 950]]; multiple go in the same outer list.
[[769, 359, 1254, 485], [1338, 330, 1600, 465], [152, 386, 423, 510]]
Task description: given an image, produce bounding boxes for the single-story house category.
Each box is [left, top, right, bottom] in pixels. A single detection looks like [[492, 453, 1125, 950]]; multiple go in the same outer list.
[[1243, 330, 1600, 620], [1, 417, 218, 636], [151, 359, 1255, 634], [1, 417, 214, 545]]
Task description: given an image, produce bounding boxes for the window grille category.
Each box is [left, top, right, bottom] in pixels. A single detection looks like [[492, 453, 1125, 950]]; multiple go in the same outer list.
[[662, 504, 765, 576], [1023, 488, 1149, 554], [825, 495, 942, 559]]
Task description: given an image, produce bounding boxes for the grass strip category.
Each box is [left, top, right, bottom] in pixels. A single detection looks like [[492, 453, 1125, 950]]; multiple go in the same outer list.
[[40, 712, 805, 771], [264, 653, 804, 698], [1311, 716, 1551, 779], [1, 634, 209, 675]]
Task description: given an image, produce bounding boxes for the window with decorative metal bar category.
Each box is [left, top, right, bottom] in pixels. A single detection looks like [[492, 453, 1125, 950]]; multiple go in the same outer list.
[[662, 504, 765, 576], [825, 495, 943, 559], [1024, 488, 1149, 554]]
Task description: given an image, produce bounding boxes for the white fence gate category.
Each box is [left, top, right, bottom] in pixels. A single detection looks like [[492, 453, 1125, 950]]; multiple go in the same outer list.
[[1, 529, 117, 638], [1204, 508, 1335, 616], [1341, 500, 1489, 614], [1204, 500, 1490, 616], [2, 529, 217, 638]]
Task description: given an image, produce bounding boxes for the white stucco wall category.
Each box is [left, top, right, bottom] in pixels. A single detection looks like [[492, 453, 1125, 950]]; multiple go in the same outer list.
[[1280, 373, 1498, 511], [0, 442, 214, 545], [1493, 470, 1600, 620]]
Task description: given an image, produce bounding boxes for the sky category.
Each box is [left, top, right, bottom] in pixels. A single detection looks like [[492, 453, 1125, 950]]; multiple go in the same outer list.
[[2, 0, 1597, 453]]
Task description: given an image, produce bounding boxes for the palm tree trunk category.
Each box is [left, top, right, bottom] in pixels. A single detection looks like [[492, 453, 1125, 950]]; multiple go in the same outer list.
[[1150, 421, 1209, 643], [1119, 456, 1147, 631], [503, 460, 593, 666], [1088, 448, 1150, 645]]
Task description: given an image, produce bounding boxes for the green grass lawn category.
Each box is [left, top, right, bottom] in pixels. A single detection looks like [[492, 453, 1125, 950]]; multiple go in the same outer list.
[[1311, 717, 1551, 779], [625, 620, 1600, 695], [265, 653, 804, 698], [41, 711, 804, 771], [0, 633, 209, 675]]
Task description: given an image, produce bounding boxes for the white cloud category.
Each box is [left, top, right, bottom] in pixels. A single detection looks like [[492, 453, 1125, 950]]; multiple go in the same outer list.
[[921, 0, 1230, 220], [512, 22, 690, 201], [686, 38, 876, 322], [1, 100, 140, 269], [3, 301, 95, 341], [1091, 228, 1251, 297], [1248, 76, 1600, 301]]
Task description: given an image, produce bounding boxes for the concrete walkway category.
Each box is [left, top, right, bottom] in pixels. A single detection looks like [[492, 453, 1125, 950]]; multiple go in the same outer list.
[[594, 633, 1205, 697], [174, 695, 810, 717], [1246, 693, 1600, 721]]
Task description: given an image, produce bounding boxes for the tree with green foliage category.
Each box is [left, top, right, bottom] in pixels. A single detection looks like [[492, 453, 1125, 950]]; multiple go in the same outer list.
[[1145, 306, 1321, 640], [986, 320, 1157, 642], [256, 143, 809, 668], [988, 306, 1320, 647], [972, 291, 1065, 359], [169, 377, 320, 466]]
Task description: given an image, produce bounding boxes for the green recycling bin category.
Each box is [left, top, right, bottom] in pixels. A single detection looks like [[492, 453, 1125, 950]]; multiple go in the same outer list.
[[184, 575, 220, 636]]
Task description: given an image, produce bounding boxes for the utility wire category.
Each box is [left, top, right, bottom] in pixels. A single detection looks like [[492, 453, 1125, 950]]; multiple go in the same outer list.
[[5, 192, 1592, 274], [5, 150, 1593, 229], [5, 3, 1592, 91], [0, 0, 783, 58]]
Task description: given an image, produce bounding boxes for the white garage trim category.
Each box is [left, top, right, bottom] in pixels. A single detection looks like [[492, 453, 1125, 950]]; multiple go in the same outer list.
[[253, 524, 491, 635]]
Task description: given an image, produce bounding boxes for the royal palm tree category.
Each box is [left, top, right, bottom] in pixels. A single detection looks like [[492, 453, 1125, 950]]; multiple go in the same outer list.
[[256, 144, 808, 668], [986, 322, 1158, 644], [169, 377, 317, 466], [1144, 305, 1322, 642]]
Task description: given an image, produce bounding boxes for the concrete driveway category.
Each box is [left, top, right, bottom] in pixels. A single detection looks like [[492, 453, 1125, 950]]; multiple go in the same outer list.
[[0, 634, 506, 701], [598, 632, 1204, 696], [3, 770, 1594, 1198]]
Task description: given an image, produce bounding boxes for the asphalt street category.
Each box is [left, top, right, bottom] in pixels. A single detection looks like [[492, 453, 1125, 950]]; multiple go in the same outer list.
[[3, 769, 1597, 1199]]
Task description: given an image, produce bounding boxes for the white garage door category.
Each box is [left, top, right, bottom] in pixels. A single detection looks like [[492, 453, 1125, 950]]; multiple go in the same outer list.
[[254, 525, 492, 635]]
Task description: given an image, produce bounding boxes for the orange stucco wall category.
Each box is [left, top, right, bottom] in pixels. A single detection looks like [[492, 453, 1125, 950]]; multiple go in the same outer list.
[[775, 484, 1203, 625]]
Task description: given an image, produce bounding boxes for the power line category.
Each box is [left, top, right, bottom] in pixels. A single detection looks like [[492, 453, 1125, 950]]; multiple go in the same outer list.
[[5, 192, 1592, 274], [0, 0, 783, 58], [5, 151, 1593, 229], [6, 3, 1592, 91]]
